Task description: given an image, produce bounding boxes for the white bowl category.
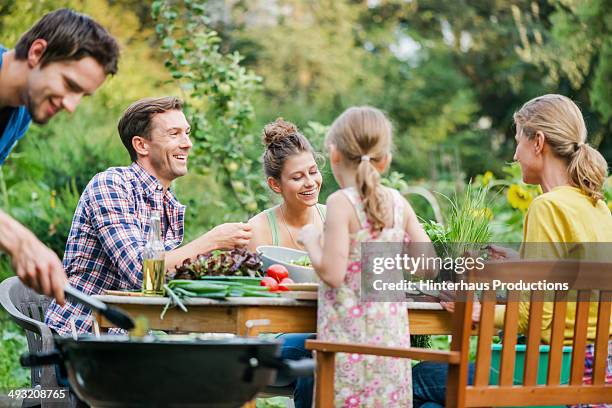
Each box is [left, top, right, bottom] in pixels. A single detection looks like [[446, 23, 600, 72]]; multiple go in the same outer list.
[[256, 245, 318, 283]]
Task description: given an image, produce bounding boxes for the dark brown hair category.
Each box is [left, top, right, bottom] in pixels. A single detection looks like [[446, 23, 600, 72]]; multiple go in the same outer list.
[[118, 97, 184, 161], [262, 118, 317, 180], [14, 8, 119, 75]]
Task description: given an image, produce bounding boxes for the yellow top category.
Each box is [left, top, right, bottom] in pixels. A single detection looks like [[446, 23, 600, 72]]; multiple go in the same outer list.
[[494, 186, 612, 344]]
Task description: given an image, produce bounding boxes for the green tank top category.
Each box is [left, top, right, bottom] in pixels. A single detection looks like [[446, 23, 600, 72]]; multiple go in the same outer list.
[[264, 204, 326, 246]]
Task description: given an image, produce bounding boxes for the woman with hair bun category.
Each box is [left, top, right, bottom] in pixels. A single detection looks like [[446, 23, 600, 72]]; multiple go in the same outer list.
[[247, 118, 325, 252], [248, 118, 324, 408]]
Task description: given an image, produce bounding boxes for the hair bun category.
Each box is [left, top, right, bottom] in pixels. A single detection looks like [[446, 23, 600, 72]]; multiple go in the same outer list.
[[262, 118, 299, 146]]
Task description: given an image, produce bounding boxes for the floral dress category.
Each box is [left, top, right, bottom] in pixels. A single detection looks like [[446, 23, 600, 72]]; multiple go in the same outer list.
[[317, 187, 412, 407]]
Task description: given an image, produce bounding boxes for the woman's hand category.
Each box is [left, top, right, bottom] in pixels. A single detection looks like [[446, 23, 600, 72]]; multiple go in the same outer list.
[[440, 300, 481, 324], [439, 290, 481, 324], [487, 244, 520, 260]]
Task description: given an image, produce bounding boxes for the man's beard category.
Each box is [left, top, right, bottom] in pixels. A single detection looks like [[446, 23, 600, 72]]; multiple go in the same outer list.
[[24, 91, 50, 125]]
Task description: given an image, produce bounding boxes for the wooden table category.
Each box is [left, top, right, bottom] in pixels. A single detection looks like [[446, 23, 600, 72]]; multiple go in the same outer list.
[[93, 295, 453, 335]]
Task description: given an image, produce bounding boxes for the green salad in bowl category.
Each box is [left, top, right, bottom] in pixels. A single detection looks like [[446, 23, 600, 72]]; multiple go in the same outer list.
[[256, 246, 317, 283], [290, 255, 312, 268]]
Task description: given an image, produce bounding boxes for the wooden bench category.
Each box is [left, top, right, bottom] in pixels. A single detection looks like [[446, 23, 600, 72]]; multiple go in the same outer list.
[[307, 260, 612, 407]]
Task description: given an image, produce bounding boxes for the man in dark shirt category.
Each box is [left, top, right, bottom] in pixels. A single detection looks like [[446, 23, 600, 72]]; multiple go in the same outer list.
[[0, 9, 119, 304]]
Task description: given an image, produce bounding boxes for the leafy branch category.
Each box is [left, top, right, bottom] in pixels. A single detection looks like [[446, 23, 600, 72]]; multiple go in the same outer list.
[[152, 0, 265, 214]]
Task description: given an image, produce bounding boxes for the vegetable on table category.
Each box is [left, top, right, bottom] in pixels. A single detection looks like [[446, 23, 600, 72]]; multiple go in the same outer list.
[[260, 276, 279, 291], [170, 248, 263, 280], [266, 264, 289, 282], [165, 277, 282, 301]]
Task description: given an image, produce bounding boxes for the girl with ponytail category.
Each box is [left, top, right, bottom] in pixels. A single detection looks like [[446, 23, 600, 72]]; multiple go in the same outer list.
[[299, 106, 432, 407]]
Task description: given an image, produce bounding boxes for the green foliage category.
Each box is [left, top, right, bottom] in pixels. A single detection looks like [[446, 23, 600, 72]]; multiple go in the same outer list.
[[2, 177, 81, 255], [443, 183, 493, 244], [511, 0, 612, 147], [256, 396, 289, 408], [152, 0, 265, 218], [0, 312, 30, 391], [0, 257, 29, 390]]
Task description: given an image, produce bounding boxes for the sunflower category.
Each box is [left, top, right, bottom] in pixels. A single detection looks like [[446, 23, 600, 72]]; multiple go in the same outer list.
[[481, 171, 494, 186], [507, 184, 533, 211]]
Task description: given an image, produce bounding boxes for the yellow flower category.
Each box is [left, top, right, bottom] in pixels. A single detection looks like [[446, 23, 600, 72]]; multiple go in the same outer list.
[[607, 201, 612, 213], [507, 184, 533, 211], [482, 171, 494, 186], [50, 190, 56, 209]]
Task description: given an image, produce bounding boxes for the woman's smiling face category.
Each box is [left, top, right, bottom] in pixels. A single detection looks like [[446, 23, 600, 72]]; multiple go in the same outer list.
[[274, 151, 322, 207]]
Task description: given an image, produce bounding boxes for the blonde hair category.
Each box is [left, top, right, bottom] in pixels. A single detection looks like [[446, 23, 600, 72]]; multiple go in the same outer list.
[[513, 94, 608, 202], [327, 106, 392, 232]]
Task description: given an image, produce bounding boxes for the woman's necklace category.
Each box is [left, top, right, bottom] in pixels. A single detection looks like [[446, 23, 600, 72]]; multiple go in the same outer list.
[[279, 204, 314, 249]]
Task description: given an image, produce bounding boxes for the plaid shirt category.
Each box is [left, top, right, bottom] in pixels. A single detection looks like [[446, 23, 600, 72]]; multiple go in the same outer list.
[[45, 162, 185, 335]]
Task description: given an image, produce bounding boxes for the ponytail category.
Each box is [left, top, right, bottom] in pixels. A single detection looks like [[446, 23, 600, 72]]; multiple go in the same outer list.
[[568, 144, 608, 202], [326, 106, 393, 232], [356, 159, 386, 232], [514, 94, 609, 204]]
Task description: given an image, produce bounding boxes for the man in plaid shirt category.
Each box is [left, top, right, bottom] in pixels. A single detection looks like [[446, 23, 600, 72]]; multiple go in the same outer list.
[[45, 96, 252, 335]]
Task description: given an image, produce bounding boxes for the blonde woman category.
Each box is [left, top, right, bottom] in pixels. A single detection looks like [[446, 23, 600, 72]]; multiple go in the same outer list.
[[413, 94, 612, 408]]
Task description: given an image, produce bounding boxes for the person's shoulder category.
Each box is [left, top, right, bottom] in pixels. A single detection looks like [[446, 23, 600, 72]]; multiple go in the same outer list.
[[382, 186, 407, 202], [326, 190, 352, 206], [86, 166, 134, 193], [526, 188, 588, 226], [248, 210, 271, 229], [530, 186, 586, 212], [247, 208, 274, 250], [325, 191, 354, 219], [527, 192, 558, 214]]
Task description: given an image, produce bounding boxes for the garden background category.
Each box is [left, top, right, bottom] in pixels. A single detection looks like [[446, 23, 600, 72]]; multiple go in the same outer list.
[[1, 0, 611, 392]]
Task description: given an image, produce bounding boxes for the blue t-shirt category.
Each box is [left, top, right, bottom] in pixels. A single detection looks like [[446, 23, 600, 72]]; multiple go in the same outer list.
[[0, 46, 31, 164]]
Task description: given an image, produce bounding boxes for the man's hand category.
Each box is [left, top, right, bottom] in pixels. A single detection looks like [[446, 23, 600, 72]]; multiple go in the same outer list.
[[11, 228, 67, 305], [205, 222, 252, 250]]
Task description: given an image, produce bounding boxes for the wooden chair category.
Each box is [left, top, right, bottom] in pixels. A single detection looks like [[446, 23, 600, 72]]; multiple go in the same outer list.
[[307, 260, 612, 407]]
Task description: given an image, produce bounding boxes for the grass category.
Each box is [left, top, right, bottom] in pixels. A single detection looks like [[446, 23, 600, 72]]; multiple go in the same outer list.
[[0, 310, 30, 392], [0, 261, 30, 392]]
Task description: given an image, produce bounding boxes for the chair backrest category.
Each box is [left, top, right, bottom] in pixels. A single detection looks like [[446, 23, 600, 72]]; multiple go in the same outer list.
[[447, 260, 612, 407], [0, 276, 57, 388]]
